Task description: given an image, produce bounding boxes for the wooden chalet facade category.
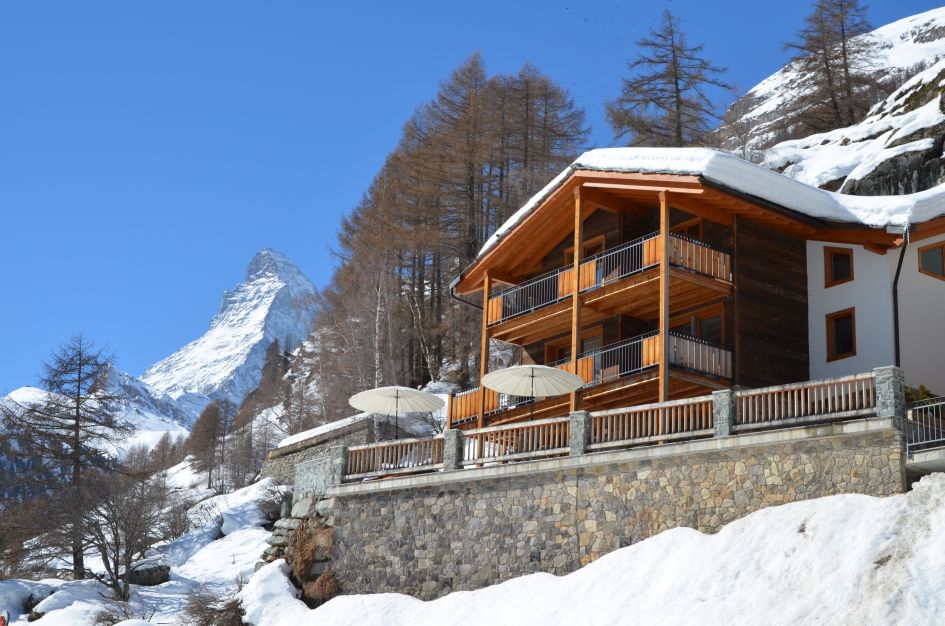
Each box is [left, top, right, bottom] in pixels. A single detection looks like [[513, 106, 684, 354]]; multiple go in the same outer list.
[[444, 149, 932, 430]]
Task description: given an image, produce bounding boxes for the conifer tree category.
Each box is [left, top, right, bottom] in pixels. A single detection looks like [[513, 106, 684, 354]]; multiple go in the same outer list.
[[607, 10, 732, 146], [0, 335, 132, 579], [785, 0, 877, 130]]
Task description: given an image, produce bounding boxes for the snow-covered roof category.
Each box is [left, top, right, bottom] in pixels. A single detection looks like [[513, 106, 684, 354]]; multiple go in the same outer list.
[[478, 147, 945, 259], [276, 411, 435, 449]]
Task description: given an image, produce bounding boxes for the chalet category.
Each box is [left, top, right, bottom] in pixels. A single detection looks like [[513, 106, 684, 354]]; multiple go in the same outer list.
[[446, 147, 945, 429]]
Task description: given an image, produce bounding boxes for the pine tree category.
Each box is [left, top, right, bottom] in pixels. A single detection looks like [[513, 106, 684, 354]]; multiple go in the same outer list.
[[607, 10, 732, 146], [785, 0, 877, 131], [0, 335, 132, 579]]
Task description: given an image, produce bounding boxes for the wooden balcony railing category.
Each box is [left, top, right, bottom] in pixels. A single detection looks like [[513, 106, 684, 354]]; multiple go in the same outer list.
[[589, 395, 714, 451], [667, 332, 733, 379], [462, 417, 570, 466], [340, 369, 897, 483], [449, 332, 732, 425], [485, 233, 731, 327], [551, 331, 660, 385], [734, 372, 876, 427], [345, 435, 444, 480]]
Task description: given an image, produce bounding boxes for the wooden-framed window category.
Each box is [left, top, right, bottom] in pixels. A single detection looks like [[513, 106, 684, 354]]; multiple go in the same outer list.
[[918, 241, 945, 281], [564, 235, 605, 266], [824, 246, 854, 288], [670, 303, 724, 345], [545, 325, 603, 363], [671, 217, 702, 240], [826, 308, 856, 362]]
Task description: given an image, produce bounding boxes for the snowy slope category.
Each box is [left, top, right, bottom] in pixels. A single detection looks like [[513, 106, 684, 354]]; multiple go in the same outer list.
[[0, 476, 282, 626], [764, 59, 945, 193], [141, 249, 318, 413], [243, 474, 945, 626], [1, 382, 189, 457], [722, 6, 945, 152]]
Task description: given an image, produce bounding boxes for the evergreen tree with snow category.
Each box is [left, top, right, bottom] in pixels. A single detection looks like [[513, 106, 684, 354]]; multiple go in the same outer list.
[[607, 10, 732, 146]]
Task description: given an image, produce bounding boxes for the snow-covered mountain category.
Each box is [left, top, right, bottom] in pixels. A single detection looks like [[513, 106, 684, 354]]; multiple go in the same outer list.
[[764, 58, 945, 194], [720, 6, 945, 153], [141, 249, 318, 414], [2, 249, 318, 451]]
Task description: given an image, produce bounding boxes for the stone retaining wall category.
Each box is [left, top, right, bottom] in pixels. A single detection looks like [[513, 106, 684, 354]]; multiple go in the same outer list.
[[319, 418, 904, 599]]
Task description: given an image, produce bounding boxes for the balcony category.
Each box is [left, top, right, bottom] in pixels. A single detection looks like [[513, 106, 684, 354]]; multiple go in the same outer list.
[[448, 330, 733, 428], [487, 232, 731, 325], [485, 233, 733, 344]]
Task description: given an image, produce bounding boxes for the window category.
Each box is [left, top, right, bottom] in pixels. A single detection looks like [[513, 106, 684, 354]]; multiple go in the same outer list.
[[564, 235, 605, 266], [918, 242, 945, 280], [826, 308, 856, 361], [670, 304, 724, 345], [545, 326, 603, 363], [824, 247, 854, 288]]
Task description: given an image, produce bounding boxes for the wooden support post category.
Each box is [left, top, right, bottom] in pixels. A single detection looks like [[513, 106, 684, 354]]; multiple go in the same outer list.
[[569, 187, 584, 412], [446, 393, 454, 431], [658, 191, 670, 410], [478, 271, 492, 430]]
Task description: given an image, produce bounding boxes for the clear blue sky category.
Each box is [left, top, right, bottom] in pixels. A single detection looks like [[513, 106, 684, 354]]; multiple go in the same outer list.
[[1, 0, 940, 393]]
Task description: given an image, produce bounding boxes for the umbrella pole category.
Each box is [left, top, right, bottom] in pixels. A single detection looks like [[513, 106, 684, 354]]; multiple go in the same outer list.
[[395, 392, 399, 440]]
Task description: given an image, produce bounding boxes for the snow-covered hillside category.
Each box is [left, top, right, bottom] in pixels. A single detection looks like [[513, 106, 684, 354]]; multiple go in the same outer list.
[[0, 467, 283, 626], [764, 58, 945, 194], [142, 249, 318, 414], [243, 475, 945, 626], [722, 6, 945, 153]]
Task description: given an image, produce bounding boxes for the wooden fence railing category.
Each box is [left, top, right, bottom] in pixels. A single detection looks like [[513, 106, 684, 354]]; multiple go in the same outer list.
[[667, 234, 732, 282], [668, 333, 733, 379], [589, 395, 713, 451], [344, 435, 445, 479], [735, 372, 876, 427], [341, 370, 897, 483], [462, 417, 570, 466], [449, 386, 500, 425]]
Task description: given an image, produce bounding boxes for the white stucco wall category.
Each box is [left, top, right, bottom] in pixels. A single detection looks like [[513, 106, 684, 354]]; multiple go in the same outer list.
[[897, 232, 945, 393], [807, 241, 895, 380]]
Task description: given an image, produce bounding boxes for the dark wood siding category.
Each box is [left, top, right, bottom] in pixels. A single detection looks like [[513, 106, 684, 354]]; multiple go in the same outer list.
[[539, 210, 620, 274], [734, 217, 809, 387]]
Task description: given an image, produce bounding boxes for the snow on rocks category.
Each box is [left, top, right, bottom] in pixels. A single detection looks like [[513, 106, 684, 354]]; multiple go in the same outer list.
[[241, 474, 945, 626]]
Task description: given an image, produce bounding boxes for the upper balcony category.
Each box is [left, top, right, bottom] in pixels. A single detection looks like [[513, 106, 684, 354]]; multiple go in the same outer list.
[[485, 232, 732, 344]]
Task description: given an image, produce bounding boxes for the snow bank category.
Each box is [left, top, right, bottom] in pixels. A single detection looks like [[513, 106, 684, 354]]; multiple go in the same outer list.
[[478, 147, 945, 259], [241, 474, 945, 626], [277, 412, 435, 449]]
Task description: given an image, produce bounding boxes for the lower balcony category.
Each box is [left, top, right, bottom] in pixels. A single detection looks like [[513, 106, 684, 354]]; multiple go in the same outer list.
[[448, 330, 733, 428]]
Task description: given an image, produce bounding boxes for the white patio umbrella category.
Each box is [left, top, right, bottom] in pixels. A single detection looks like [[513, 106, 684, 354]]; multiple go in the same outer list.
[[481, 364, 584, 400], [349, 386, 444, 439]]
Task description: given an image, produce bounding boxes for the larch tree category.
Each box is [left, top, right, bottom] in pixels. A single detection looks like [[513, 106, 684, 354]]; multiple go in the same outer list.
[[1, 334, 132, 579], [607, 10, 732, 146], [785, 0, 877, 131]]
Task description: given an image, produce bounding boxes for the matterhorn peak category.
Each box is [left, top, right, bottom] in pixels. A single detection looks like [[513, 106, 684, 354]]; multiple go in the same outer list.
[[246, 248, 303, 281], [141, 249, 318, 418]]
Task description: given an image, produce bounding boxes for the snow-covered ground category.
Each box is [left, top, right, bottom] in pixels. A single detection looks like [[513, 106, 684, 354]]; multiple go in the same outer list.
[[242, 474, 945, 626], [0, 466, 282, 626], [7, 470, 945, 624]]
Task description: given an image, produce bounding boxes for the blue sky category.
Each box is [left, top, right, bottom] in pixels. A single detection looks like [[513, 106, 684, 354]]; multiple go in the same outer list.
[[1, 0, 940, 393]]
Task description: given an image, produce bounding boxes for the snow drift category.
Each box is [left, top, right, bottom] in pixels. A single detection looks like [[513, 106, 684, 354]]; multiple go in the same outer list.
[[242, 474, 945, 626]]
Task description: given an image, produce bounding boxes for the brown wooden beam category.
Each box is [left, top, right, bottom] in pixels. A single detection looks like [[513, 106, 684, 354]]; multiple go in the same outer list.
[[659, 190, 670, 406], [478, 271, 492, 429], [569, 187, 584, 412]]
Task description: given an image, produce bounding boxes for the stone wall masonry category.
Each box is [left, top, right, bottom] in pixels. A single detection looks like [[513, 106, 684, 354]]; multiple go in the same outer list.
[[324, 418, 905, 600]]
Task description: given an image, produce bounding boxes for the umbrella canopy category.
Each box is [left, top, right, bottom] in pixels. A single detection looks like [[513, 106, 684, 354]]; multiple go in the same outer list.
[[349, 385, 444, 416], [481, 365, 584, 398]]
